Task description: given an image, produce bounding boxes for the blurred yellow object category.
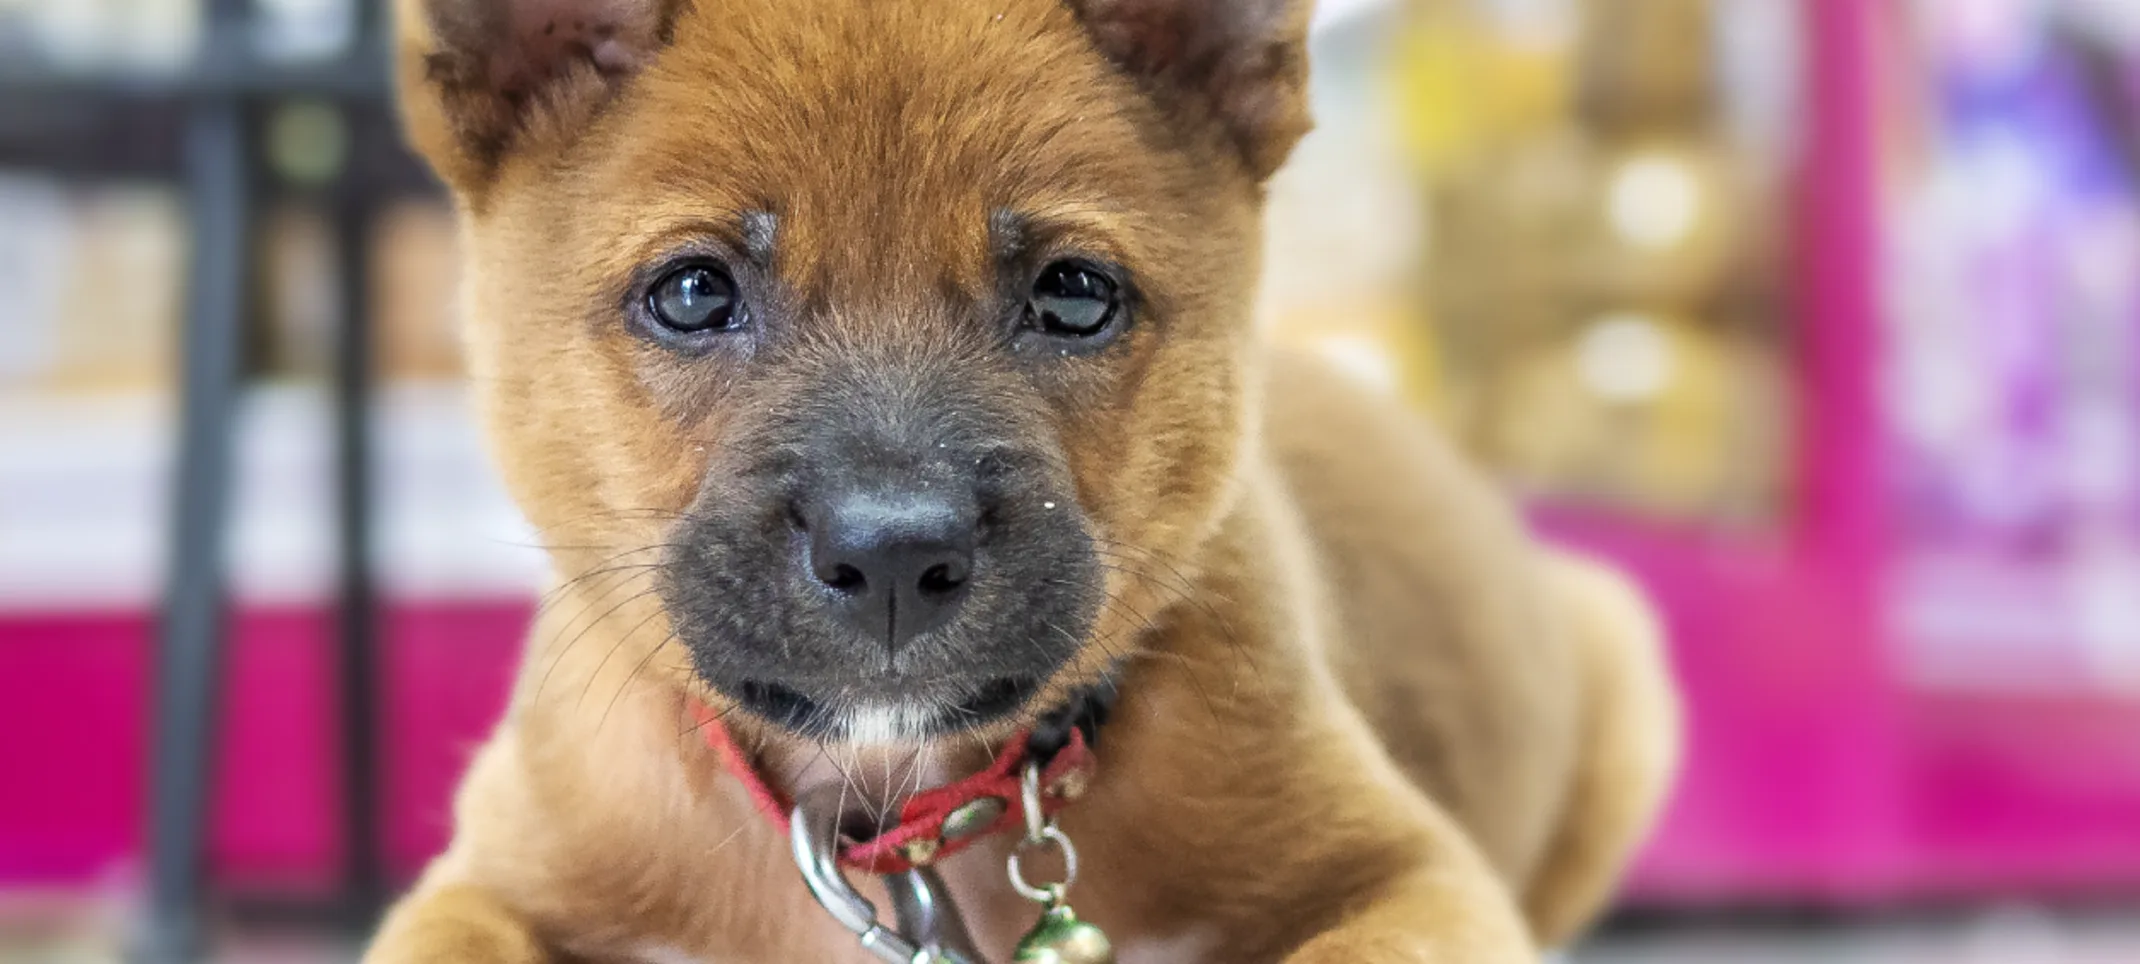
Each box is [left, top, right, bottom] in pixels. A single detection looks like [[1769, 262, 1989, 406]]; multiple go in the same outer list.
[[373, 201, 466, 380], [1393, 0, 1791, 521], [1268, 298, 1447, 416], [44, 187, 182, 394], [263, 204, 338, 379], [1392, 1, 1575, 179], [1478, 312, 1787, 521]]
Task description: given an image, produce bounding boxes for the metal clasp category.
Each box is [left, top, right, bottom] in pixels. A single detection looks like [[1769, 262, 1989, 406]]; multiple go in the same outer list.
[[791, 785, 987, 964]]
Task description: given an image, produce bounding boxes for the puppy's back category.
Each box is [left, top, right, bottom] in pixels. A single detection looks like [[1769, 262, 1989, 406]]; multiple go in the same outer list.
[[1261, 351, 1590, 886]]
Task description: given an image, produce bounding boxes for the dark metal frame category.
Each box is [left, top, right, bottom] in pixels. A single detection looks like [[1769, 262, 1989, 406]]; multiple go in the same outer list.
[[0, 1, 403, 960], [147, 22, 253, 959]]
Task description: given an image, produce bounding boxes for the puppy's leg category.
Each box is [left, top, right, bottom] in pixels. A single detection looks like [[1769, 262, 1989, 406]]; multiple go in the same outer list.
[[1101, 657, 1540, 962], [1519, 554, 1682, 946], [1280, 555, 1675, 962], [366, 879, 551, 964], [364, 732, 560, 964]]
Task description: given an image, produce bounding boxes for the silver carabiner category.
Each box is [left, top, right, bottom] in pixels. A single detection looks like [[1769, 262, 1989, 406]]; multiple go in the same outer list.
[[791, 784, 987, 964]]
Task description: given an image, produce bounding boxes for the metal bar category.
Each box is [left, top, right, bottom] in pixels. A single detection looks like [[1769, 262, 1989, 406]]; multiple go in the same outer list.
[[145, 3, 256, 960], [145, 93, 253, 964], [331, 132, 385, 934], [351, 0, 386, 53]]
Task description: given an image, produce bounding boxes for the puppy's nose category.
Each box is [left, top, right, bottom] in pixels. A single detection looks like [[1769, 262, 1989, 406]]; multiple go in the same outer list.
[[802, 489, 976, 652]]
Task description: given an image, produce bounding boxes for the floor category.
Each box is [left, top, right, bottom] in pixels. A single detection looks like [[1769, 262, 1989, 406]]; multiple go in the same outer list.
[[5, 899, 2139, 963], [1572, 908, 2140, 963]]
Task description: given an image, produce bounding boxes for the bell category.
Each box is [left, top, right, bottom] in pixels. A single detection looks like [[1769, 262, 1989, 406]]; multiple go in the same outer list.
[[1012, 904, 1115, 964]]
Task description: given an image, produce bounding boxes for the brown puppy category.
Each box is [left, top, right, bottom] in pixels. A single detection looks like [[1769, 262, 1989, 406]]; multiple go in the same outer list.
[[373, 0, 1681, 961]]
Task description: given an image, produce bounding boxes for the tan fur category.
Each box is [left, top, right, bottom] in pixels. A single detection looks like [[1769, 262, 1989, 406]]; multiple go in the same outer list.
[[1519, 555, 1682, 945], [372, 0, 1681, 960]]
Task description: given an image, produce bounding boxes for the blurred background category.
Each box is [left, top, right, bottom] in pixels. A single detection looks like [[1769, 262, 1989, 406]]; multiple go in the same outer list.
[[3, 0, 2139, 961]]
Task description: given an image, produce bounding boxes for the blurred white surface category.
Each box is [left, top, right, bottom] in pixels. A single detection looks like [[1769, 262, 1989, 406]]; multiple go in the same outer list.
[[0, 383, 545, 611]]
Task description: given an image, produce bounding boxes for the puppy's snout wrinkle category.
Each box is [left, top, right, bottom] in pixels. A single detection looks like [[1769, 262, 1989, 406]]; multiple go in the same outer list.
[[800, 485, 977, 654]]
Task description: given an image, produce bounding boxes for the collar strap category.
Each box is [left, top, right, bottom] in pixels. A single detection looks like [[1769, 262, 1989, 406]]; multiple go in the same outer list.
[[693, 704, 1100, 875]]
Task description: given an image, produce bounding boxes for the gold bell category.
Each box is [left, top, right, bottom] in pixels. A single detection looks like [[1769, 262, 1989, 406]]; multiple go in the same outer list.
[[1011, 903, 1114, 964]]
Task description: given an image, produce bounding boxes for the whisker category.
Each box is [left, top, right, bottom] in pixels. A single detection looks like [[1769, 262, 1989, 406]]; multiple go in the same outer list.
[[547, 587, 662, 708], [529, 571, 661, 703], [598, 629, 674, 734]]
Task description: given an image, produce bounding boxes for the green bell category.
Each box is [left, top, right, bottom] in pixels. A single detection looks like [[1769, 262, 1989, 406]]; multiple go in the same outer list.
[[1012, 904, 1114, 964]]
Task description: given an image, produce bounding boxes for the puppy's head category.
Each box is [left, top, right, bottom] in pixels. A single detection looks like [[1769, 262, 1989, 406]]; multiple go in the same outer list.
[[395, 0, 1311, 742]]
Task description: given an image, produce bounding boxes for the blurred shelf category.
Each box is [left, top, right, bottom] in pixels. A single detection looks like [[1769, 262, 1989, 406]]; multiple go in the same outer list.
[[0, 383, 544, 614], [0, 39, 441, 194], [0, 116, 438, 195], [0, 56, 387, 103]]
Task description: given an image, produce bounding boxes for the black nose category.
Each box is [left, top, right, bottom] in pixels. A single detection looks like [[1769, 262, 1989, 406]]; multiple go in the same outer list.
[[802, 489, 977, 653]]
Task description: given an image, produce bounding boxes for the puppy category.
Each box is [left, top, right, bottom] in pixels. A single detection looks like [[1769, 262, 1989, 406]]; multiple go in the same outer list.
[[372, 0, 1681, 961]]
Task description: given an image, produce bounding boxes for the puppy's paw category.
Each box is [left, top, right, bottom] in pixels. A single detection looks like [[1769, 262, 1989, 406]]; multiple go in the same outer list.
[[365, 883, 551, 964], [1280, 879, 1539, 964], [1284, 931, 1433, 963], [1285, 932, 1535, 964]]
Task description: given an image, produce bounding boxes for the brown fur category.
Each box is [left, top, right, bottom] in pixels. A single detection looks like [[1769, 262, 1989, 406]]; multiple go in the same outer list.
[[373, 0, 1681, 960]]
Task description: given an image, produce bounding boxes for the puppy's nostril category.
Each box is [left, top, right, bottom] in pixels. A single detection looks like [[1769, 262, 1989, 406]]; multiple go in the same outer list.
[[918, 562, 966, 597], [824, 563, 867, 594]]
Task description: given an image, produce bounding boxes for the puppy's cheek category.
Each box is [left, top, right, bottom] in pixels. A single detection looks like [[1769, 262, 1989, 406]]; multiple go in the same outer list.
[[993, 517, 1107, 678], [1084, 358, 1251, 562], [660, 527, 786, 682]]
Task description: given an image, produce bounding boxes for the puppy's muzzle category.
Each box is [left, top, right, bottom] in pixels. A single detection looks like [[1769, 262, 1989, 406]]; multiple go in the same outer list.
[[799, 480, 979, 655], [661, 353, 1103, 739]]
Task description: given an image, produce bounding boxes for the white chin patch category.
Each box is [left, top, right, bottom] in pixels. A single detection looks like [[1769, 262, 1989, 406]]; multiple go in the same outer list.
[[841, 702, 939, 745]]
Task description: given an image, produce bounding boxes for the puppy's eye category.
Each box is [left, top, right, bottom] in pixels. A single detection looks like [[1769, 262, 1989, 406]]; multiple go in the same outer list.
[[1025, 262, 1121, 338], [648, 263, 743, 334]]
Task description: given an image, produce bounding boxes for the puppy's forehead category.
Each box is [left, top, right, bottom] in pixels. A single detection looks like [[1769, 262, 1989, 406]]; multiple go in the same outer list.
[[580, 0, 1158, 288]]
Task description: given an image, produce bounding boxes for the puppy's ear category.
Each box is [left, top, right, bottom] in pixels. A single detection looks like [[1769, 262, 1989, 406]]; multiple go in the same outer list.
[[394, 0, 683, 192], [1068, 0, 1313, 179]]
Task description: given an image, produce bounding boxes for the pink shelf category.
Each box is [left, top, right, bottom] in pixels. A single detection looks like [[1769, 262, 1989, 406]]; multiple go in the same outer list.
[[0, 606, 521, 889], [1551, 0, 2140, 904]]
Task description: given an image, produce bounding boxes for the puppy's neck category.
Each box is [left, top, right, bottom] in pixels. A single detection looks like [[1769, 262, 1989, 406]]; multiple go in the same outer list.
[[725, 716, 998, 827]]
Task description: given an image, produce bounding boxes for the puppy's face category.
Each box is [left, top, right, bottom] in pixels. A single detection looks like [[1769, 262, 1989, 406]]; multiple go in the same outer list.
[[397, 0, 1310, 741]]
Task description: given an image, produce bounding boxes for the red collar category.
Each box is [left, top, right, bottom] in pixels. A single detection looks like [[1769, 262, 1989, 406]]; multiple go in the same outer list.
[[691, 703, 1098, 875]]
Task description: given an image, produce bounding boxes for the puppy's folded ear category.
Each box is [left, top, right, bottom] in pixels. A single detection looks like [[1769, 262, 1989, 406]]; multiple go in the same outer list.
[[1069, 0, 1314, 179], [395, 0, 682, 192]]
